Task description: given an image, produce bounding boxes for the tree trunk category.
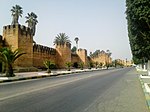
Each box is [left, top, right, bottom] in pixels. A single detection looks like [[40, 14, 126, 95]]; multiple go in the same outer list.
[[47, 68, 51, 73], [6, 64, 15, 77], [68, 67, 71, 71], [147, 60, 150, 75]]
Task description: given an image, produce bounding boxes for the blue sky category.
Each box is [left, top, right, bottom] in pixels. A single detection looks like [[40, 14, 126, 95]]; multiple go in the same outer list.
[[0, 0, 132, 60]]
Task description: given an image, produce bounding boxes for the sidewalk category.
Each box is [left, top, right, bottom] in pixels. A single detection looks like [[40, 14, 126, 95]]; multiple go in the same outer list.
[[87, 68, 150, 112], [0, 68, 102, 83], [138, 70, 150, 110]]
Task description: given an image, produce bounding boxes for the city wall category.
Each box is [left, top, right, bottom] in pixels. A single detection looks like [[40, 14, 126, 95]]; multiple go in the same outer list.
[[33, 44, 56, 68], [1, 24, 89, 69], [3, 24, 33, 67], [91, 52, 112, 66]]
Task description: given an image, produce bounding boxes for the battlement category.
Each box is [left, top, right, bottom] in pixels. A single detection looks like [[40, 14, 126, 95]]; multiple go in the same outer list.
[[90, 50, 107, 58], [33, 44, 56, 55], [55, 42, 71, 49], [77, 48, 87, 54], [3, 24, 32, 36]]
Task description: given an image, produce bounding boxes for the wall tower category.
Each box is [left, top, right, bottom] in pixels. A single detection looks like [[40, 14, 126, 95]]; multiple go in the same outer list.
[[3, 24, 33, 67], [77, 49, 88, 66], [55, 43, 71, 68]]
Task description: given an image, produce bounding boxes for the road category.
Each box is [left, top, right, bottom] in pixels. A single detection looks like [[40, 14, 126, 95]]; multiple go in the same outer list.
[[0, 68, 149, 112]]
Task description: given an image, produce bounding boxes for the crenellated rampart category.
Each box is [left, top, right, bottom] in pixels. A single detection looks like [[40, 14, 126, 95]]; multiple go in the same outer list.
[[33, 44, 56, 55], [1, 24, 91, 69], [33, 44, 56, 68], [76, 48, 88, 66], [3, 24, 32, 37]]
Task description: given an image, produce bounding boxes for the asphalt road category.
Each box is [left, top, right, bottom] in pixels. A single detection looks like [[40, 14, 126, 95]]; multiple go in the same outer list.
[[0, 68, 149, 112]]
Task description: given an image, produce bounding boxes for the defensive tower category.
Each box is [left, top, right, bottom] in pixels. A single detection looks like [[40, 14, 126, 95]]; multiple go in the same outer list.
[[55, 43, 71, 68], [3, 24, 33, 67], [77, 48, 88, 66]]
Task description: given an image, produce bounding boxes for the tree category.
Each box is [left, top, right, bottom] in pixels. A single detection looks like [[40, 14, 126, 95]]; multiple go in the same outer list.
[[112, 60, 117, 68], [11, 5, 23, 25], [99, 63, 103, 68], [53, 33, 71, 45], [90, 50, 101, 57], [105, 62, 110, 69], [71, 46, 77, 53], [0, 47, 25, 77], [65, 62, 72, 71], [126, 0, 150, 64], [105, 50, 111, 69], [73, 62, 78, 68], [74, 37, 79, 50], [95, 61, 99, 69], [106, 50, 111, 57], [25, 12, 38, 36], [79, 62, 84, 70], [44, 60, 55, 73], [88, 62, 93, 69]]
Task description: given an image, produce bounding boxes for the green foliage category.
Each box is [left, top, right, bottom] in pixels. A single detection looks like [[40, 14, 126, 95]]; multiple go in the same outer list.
[[132, 56, 143, 65], [25, 12, 38, 26], [73, 62, 78, 68], [11, 5, 23, 24], [44, 60, 55, 73], [88, 62, 93, 69], [95, 61, 99, 69], [71, 46, 77, 53], [112, 60, 117, 68], [99, 63, 103, 68], [65, 62, 72, 71], [0, 47, 25, 77], [105, 62, 110, 69], [11, 5, 23, 18], [112, 60, 124, 68], [126, 0, 150, 63], [79, 62, 84, 70], [90, 50, 100, 57], [53, 33, 71, 45], [25, 12, 38, 36]]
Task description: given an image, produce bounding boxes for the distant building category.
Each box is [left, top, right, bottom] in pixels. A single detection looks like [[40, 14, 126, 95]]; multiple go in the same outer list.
[[90, 50, 112, 67], [115, 59, 133, 67]]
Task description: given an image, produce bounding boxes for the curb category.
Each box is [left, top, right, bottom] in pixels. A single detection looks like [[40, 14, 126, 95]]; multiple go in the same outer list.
[[0, 69, 102, 83], [139, 76, 150, 109]]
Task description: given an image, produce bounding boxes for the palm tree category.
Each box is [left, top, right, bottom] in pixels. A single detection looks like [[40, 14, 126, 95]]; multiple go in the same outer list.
[[95, 61, 99, 69], [11, 5, 23, 25], [99, 62, 103, 68], [106, 50, 112, 57], [0, 47, 25, 77], [105, 50, 111, 69], [79, 62, 84, 70], [53, 33, 71, 45], [105, 62, 110, 69], [65, 62, 72, 71], [44, 60, 55, 73], [25, 12, 38, 36], [88, 62, 93, 69], [74, 37, 79, 50]]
